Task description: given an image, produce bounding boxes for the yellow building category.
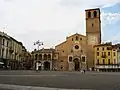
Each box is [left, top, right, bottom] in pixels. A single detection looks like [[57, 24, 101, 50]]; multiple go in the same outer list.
[[94, 42, 120, 72]]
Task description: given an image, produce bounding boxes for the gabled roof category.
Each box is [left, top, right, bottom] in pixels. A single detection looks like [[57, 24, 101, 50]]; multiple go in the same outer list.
[[85, 8, 100, 11], [66, 33, 86, 39], [55, 33, 86, 47], [55, 41, 67, 47]]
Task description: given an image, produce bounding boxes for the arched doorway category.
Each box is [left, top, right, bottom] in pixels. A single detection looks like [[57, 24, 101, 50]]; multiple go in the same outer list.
[[44, 61, 50, 70], [73, 58, 80, 71]]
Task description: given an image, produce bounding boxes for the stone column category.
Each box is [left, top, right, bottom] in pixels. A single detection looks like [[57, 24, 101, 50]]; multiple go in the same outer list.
[[50, 61, 52, 70], [41, 61, 44, 71], [69, 62, 74, 71]]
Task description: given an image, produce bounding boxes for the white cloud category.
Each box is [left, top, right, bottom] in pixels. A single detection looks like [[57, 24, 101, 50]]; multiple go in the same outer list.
[[101, 12, 120, 26], [101, 12, 120, 41], [59, 0, 120, 8], [0, 0, 120, 51]]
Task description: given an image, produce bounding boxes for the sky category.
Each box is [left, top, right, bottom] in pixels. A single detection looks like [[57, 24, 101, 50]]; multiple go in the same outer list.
[[0, 0, 120, 51]]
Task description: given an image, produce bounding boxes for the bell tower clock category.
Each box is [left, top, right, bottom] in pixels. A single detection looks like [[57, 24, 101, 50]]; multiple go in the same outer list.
[[86, 8, 101, 45]]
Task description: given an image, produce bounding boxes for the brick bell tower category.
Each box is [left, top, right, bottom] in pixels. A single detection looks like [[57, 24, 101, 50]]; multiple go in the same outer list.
[[85, 8, 101, 69]]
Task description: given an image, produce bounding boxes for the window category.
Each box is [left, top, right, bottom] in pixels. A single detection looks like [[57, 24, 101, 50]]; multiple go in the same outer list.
[[61, 60, 63, 62], [113, 52, 116, 56], [80, 38, 82, 40], [72, 38, 73, 41], [35, 54, 38, 60], [2, 48, 4, 58], [7, 41, 9, 47], [61, 66, 63, 69], [26, 56, 28, 60], [82, 56, 85, 62], [76, 36, 78, 41], [103, 59, 105, 64], [94, 11, 97, 17], [92, 23, 94, 27], [102, 52, 104, 56], [39, 54, 42, 60], [88, 11, 91, 18], [69, 57, 72, 62], [107, 47, 112, 50], [44, 54, 47, 60], [48, 54, 51, 60], [104, 52, 106, 55], [97, 52, 99, 56], [108, 52, 110, 56], [81, 50, 83, 53], [2, 39, 5, 45], [97, 48, 99, 51], [108, 59, 110, 64], [71, 49, 73, 53], [75, 45, 79, 49], [102, 47, 104, 51], [54, 55, 56, 57], [6, 49, 8, 58], [97, 59, 99, 64]]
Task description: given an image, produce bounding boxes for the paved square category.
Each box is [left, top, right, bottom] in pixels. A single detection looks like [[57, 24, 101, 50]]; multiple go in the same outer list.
[[0, 71, 120, 90]]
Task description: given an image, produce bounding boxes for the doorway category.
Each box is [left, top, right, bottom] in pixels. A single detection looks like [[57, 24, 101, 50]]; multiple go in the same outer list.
[[74, 58, 80, 71], [44, 61, 50, 70]]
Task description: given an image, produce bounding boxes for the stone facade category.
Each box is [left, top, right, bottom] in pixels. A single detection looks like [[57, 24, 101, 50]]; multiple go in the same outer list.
[[55, 34, 87, 71], [31, 48, 58, 71], [55, 8, 101, 71], [0, 31, 25, 69], [0, 32, 11, 68]]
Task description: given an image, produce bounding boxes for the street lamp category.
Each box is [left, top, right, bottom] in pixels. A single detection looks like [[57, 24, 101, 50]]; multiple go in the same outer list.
[[34, 40, 43, 50], [34, 40, 43, 71]]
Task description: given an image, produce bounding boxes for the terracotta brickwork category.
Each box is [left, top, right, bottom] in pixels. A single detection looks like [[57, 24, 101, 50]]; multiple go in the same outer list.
[[55, 8, 101, 71]]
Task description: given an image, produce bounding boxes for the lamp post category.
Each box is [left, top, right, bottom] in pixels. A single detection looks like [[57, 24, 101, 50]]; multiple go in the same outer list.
[[34, 40, 43, 50], [33, 40, 43, 71]]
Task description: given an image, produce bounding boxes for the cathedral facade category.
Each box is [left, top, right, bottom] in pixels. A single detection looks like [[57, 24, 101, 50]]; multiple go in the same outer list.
[[55, 8, 101, 71]]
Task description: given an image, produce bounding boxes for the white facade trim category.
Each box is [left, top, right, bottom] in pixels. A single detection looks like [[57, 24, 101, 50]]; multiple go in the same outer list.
[[68, 55, 73, 62]]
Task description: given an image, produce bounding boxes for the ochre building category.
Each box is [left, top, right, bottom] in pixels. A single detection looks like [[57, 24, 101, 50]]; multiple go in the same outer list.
[[94, 42, 120, 72], [55, 8, 101, 71]]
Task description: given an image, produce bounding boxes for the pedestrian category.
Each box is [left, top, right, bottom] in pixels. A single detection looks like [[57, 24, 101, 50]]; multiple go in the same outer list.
[[36, 65, 39, 72], [83, 69, 86, 74], [81, 69, 84, 74]]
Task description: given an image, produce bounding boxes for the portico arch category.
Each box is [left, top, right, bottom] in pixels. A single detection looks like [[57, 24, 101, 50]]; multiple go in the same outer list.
[[44, 61, 50, 70], [35, 61, 41, 70]]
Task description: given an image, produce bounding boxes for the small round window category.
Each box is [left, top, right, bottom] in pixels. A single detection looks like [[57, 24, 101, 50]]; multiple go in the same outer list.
[[75, 45, 79, 49]]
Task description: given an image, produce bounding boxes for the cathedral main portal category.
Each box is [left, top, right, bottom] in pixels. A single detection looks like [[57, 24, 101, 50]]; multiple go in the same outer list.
[[73, 58, 80, 71]]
